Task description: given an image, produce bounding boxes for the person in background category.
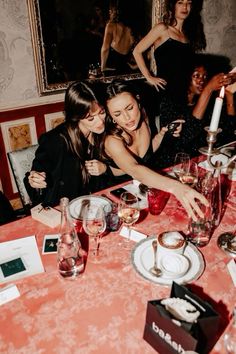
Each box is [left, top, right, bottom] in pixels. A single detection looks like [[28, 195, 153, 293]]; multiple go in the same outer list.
[[181, 58, 236, 154], [153, 57, 235, 167], [24, 81, 115, 207], [100, 1, 138, 75], [102, 80, 208, 220], [133, 0, 206, 100]]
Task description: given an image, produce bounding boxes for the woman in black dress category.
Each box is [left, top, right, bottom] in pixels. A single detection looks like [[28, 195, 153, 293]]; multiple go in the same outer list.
[[102, 80, 208, 220]]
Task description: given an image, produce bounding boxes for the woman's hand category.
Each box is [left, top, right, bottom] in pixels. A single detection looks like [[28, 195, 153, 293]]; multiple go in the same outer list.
[[166, 118, 185, 137], [28, 171, 46, 189], [85, 160, 107, 176], [172, 182, 209, 221], [146, 76, 167, 91]]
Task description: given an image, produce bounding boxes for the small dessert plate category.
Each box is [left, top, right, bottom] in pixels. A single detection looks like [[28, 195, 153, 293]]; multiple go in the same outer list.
[[159, 253, 189, 279]]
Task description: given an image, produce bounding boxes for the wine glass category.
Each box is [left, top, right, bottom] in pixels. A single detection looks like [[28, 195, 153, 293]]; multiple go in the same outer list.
[[172, 152, 190, 181], [82, 203, 106, 261], [118, 192, 140, 244], [179, 161, 199, 188]]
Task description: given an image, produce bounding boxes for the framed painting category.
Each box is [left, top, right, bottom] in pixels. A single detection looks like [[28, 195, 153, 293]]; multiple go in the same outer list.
[[0, 117, 38, 193], [44, 112, 65, 132]]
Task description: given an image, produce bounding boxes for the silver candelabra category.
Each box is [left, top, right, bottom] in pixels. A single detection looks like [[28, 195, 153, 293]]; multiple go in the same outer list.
[[199, 127, 236, 171], [199, 127, 236, 257]]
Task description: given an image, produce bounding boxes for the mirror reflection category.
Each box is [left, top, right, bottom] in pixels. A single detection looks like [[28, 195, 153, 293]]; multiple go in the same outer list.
[[28, 0, 153, 95]]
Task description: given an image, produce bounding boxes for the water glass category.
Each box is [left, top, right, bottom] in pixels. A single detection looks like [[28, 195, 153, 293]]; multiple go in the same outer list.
[[187, 200, 213, 247], [148, 188, 170, 215], [82, 203, 106, 260]]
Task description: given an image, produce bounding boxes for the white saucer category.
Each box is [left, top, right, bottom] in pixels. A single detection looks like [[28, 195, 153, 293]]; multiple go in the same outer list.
[[159, 253, 189, 279], [131, 236, 205, 286], [69, 195, 111, 220]]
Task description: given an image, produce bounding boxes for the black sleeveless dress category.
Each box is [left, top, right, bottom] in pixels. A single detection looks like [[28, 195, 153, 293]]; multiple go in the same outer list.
[[105, 120, 157, 183], [154, 38, 194, 105]]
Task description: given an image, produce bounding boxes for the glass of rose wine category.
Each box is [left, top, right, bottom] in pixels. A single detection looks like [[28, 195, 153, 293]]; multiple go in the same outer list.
[[82, 203, 106, 261], [172, 152, 190, 181], [179, 161, 199, 188], [118, 192, 140, 244]]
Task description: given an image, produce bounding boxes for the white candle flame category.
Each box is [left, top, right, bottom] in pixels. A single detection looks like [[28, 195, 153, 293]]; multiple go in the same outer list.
[[219, 86, 225, 98]]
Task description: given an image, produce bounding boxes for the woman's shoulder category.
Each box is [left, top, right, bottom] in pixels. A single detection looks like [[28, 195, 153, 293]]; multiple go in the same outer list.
[[38, 123, 67, 145], [153, 22, 168, 33]]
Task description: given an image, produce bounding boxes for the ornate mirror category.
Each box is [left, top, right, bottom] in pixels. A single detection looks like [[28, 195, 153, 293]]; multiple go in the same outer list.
[[27, 0, 165, 95]]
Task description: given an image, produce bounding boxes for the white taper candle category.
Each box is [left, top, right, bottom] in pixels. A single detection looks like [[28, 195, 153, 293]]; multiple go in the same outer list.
[[209, 86, 225, 132]]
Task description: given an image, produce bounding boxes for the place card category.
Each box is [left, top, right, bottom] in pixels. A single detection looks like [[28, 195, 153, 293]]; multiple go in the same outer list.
[[0, 235, 44, 284], [0, 284, 20, 306], [119, 226, 147, 242], [227, 259, 236, 287]]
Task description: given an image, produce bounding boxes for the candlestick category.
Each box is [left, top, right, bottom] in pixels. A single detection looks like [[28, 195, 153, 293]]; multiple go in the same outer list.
[[209, 86, 225, 132]]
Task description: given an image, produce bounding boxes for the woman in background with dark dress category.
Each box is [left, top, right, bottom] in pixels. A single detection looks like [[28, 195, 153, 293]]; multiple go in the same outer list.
[[133, 0, 206, 119], [100, 1, 139, 75], [133, 0, 206, 97], [24, 81, 115, 207]]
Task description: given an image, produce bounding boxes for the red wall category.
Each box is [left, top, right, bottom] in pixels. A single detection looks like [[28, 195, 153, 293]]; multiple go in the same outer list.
[[0, 101, 64, 200]]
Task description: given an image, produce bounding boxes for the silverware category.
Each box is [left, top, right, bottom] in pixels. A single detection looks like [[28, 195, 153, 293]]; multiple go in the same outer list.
[[149, 240, 162, 277]]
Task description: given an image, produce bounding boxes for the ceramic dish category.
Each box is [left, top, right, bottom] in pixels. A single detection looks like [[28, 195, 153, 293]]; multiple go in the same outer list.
[[69, 195, 111, 220], [131, 236, 205, 286]]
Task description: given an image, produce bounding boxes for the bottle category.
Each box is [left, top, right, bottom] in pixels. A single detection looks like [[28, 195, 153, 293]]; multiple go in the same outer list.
[[57, 197, 84, 278], [224, 307, 236, 354]]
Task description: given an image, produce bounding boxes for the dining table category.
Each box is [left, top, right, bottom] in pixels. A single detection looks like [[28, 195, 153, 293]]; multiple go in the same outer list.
[[0, 153, 235, 354]]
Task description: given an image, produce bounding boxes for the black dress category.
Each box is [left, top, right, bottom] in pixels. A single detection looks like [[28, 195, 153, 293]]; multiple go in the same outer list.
[[105, 119, 157, 182], [150, 38, 198, 168], [154, 38, 194, 106]]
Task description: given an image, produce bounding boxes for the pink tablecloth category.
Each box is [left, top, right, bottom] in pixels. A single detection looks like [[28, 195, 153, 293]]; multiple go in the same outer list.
[[0, 176, 235, 353]]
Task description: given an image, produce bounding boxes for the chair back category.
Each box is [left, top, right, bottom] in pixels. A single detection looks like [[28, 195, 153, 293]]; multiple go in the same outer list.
[[7, 144, 38, 209]]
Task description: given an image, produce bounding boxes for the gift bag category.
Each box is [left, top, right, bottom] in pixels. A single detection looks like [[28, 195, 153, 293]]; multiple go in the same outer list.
[[143, 282, 220, 354]]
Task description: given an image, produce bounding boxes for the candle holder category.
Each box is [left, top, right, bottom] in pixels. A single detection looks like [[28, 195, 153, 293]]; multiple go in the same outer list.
[[199, 127, 222, 156], [199, 127, 236, 171], [199, 127, 236, 256]]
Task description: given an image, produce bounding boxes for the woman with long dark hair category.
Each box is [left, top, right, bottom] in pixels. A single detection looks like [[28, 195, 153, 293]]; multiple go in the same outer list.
[[24, 81, 114, 207], [133, 0, 206, 104], [102, 79, 208, 221]]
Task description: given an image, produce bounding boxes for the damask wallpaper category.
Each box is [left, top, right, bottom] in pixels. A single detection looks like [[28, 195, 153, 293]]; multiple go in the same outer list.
[[0, 0, 235, 109]]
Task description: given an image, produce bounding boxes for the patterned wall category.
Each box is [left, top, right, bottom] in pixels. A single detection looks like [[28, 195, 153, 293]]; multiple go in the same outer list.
[[0, 0, 235, 109]]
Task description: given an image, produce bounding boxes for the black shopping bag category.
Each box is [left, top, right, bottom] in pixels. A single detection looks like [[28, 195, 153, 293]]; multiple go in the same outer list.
[[143, 282, 220, 354]]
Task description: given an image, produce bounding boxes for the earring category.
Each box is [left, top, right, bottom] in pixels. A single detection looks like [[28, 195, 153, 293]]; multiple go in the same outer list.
[[113, 119, 116, 124]]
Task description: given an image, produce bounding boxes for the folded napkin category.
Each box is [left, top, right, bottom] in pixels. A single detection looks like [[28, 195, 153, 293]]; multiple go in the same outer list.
[[119, 226, 147, 242], [198, 154, 236, 180], [227, 259, 236, 287]]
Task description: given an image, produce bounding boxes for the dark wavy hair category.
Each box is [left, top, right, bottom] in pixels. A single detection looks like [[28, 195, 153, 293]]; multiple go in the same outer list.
[[63, 80, 104, 184], [103, 79, 145, 150], [163, 0, 206, 51]]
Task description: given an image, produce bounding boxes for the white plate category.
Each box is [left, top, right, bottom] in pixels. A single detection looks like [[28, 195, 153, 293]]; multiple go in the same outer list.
[[131, 236, 205, 286], [69, 195, 111, 220]]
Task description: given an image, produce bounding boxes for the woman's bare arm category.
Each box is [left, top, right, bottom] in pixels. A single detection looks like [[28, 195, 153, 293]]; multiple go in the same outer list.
[[101, 22, 113, 72], [105, 135, 208, 220], [133, 23, 167, 90]]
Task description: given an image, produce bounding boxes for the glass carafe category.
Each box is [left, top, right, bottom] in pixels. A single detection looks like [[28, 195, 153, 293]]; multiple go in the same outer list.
[[57, 197, 84, 278]]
